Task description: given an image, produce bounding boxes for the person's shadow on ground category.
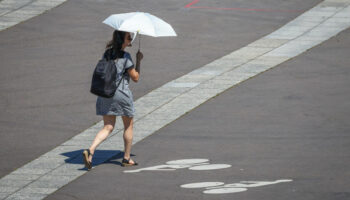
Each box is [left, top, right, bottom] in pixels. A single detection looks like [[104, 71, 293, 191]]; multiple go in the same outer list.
[[62, 149, 136, 171]]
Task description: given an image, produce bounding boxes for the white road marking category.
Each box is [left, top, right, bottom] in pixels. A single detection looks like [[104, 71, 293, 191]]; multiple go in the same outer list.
[[204, 187, 247, 194], [188, 164, 231, 170], [1, 0, 350, 199], [224, 180, 293, 188], [124, 158, 230, 173], [166, 159, 209, 165], [181, 182, 225, 189], [181, 179, 293, 194]]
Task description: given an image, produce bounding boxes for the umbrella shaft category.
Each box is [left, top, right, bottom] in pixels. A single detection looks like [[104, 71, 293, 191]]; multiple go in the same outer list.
[[138, 34, 141, 51]]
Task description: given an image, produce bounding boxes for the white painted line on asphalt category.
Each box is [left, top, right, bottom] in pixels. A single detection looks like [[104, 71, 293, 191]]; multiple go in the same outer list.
[[1, 0, 350, 199]]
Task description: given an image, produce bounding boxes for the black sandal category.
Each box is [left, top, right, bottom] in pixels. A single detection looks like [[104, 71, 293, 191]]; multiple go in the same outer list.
[[121, 158, 138, 167], [82, 149, 92, 170]]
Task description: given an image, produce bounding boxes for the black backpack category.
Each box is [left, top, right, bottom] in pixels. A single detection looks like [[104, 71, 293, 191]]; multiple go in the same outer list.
[[90, 51, 125, 98]]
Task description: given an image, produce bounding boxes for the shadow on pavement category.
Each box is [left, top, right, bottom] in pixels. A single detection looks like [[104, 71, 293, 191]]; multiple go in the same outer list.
[[61, 149, 126, 170], [60, 149, 136, 170]]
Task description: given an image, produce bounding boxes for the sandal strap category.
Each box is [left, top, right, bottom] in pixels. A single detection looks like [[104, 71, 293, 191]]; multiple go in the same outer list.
[[85, 149, 93, 157], [122, 158, 138, 165]]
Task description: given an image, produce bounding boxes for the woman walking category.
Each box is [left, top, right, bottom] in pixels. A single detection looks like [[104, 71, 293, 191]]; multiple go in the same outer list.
[[83, 30, 143, 170]]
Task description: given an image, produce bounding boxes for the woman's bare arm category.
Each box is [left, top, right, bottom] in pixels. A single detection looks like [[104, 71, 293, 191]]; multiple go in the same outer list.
[[128, 68, 139, 82]]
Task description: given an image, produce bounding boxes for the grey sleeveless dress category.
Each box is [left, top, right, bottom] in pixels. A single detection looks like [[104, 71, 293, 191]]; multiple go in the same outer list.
[[96, 52, 135, 117]]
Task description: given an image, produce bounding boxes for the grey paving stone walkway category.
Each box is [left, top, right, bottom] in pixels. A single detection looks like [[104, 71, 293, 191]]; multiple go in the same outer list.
[[0, 0, 350, 199], [0, 0, 67, 31]]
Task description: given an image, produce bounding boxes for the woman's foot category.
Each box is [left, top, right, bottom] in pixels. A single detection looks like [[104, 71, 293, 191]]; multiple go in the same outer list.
[[82, 149, 93, 170], [88, 150, 93, 163], [121, 157, 138, 167]]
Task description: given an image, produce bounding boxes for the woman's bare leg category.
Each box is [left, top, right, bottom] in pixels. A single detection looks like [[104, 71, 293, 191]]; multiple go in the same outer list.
[[88, 115, 116, 162], [122, 116, 135, 163]]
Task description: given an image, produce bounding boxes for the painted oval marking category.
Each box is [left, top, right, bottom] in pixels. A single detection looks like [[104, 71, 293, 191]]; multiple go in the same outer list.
[[181, 182, 225, 188], [204, 187, 247, 194], [166, 159, 209, 165], [189, 164, 231, 170]]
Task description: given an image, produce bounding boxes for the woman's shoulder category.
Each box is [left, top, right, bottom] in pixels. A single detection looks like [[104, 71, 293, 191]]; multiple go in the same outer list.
[[123, 51, 132, 60]]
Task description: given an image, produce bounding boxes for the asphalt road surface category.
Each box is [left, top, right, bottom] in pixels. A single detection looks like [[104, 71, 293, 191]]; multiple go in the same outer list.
[[1, 0, 349, 199], [47, 17, 350, 200], [0, 0, 321, 178]]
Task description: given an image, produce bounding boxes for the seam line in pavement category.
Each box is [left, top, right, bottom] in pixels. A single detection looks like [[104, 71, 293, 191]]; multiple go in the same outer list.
[[1, 0, 350, 199]]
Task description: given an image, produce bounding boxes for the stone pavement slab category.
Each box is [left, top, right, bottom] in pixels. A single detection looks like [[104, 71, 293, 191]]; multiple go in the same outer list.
[[0, 0, 67, 31]]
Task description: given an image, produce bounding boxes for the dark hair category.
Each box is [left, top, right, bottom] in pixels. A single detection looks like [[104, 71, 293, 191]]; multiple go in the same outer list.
[[105, 30, 126, 59]]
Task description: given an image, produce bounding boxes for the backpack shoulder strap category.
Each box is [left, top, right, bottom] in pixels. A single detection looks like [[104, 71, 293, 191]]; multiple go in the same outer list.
[[115, 53, 128, 90]]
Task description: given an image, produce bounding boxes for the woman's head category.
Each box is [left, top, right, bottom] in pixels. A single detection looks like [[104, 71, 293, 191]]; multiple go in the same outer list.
[[106, 30, 132, 51], [105, 30, 132, 59]]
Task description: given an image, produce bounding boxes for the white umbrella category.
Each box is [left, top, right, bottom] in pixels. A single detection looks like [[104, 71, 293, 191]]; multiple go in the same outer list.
[[103, 12, 177, 50]]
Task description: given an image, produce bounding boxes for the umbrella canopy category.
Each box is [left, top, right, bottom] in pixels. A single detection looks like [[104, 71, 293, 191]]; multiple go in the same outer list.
[[103, 12, 177, 37]]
